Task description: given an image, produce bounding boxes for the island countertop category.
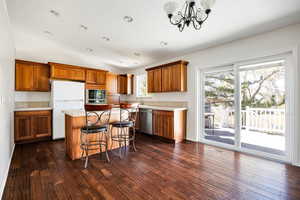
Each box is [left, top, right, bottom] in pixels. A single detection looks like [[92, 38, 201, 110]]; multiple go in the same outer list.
[[64, 109, 129, 160]]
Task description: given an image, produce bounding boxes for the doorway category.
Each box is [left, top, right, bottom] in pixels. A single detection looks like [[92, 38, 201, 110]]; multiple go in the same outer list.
[[200, 55, 292, 161]]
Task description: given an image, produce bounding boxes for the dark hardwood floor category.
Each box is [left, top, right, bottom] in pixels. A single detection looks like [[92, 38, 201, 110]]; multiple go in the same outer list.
[[3, 134, 300, 200]]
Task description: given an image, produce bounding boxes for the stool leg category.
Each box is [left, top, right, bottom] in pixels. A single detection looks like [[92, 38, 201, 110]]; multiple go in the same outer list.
[[124, 128, 127, 154], [84, 148, 89, 168], [132, 127, 137, 152], [99, 133, 103, 159], [105, 132, 110, 162], [118, 128, 122, 159], [110, 126, 114, 151]]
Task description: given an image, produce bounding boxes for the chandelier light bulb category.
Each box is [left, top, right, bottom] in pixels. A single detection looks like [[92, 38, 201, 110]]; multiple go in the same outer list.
[[164, 1, 178, 15], [201, 0, 216, 10]]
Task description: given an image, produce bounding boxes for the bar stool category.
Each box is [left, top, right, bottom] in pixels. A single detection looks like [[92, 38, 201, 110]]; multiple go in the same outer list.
[[80, 104, 112, 168], [111, 103, 139, 158]]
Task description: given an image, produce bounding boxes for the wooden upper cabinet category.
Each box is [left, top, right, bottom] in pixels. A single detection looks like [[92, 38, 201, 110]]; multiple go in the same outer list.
[[15, 60, 50, 92], [106, 72, 118, 95], [97, 71, 107, 85], [147, 60, 188, 93], [34, 63, 50, 91], [117, 74, 133, 95], [86, 69, 107, 85], [49, 62, 86, 81], [147, 68, 162, 93], [147, 70, 154, 93], [86, 69, 97, 84]]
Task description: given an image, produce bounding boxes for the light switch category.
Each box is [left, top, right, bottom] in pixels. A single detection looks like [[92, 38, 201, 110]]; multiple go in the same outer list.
[[0, 96, 4, 104]]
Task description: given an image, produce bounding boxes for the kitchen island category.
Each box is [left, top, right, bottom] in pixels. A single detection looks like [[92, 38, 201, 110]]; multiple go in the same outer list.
[[64, 108, 127, 160]]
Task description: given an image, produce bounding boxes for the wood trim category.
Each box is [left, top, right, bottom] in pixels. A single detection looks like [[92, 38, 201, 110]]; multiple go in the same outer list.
[[15, 59, 46, 65], [145, 60, 189, 71]]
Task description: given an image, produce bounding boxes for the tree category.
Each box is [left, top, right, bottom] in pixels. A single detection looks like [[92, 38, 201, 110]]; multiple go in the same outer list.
[[205, 66, 285, 109]]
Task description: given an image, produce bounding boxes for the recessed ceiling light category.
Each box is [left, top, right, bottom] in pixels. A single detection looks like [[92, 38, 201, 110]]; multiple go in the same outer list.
[[50, 10, 60, 17], [134, 52, 141, 57], [80, 24, 88, 30], [86, 48, 93, 52], [43, 30, 53, 35], [123, 16, 134, 23], [160, 41, 168, 46], [102, 36, 110, 41]]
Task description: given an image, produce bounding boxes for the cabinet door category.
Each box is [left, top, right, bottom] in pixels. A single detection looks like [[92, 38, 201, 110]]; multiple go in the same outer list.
[[153, 68, 162, 92], [32, 114, 52, 138], [15, 62, 34, 91], [162, 66, 172, 92], [153, 110, 174, 139], [50, 63, 86, 81], [86, 70, 97, 84], [117, 75, 127, 94], [163, 111, 174, 139], [106, 73, 118, 94], [147, 70, 154, 93], [127, 74, 134, 95], [170, 64, 182, 91], [96, 71, 107, 85], [153, 110, 164, 137], [15, 116, 34, 141], [34, 64, 50, 91]]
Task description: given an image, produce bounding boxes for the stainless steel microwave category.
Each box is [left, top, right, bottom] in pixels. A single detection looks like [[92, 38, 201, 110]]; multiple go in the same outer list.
[[86, 89, 106, 104]]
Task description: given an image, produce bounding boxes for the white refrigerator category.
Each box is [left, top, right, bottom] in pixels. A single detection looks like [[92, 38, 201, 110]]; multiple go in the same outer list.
[[51, 80, 85, 140]]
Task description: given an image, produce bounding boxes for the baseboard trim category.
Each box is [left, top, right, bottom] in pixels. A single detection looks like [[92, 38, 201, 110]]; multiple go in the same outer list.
[[294, 163, 300, 167], [0, 144, 15, 199]]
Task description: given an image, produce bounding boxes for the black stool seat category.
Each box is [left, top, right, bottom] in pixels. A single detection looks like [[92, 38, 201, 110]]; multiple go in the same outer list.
[[111, 121, 134, 128], [81, 125, 108, 134]]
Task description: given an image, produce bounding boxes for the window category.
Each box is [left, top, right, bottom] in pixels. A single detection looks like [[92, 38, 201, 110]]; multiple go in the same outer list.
[[136, 74, 148, 97]]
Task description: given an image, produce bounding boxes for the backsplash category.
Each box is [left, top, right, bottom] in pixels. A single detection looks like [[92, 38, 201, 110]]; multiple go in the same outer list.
[[15, 101, 50, 109], [15, 92, 51, 102]]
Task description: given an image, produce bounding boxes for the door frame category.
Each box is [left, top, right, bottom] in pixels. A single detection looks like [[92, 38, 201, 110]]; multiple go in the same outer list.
[[197, 52, 297, 164]]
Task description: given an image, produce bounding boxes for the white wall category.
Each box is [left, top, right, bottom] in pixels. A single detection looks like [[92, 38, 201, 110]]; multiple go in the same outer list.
[[0, 0, 15, 197], [123, 23, 300, 164]]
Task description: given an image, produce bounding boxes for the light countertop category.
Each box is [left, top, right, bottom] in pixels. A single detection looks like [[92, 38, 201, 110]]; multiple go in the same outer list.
[[139, 105, 187, 111], [63, 105, 187, 117], [63, 108, 122, 117], [14, 107, 53, 111]]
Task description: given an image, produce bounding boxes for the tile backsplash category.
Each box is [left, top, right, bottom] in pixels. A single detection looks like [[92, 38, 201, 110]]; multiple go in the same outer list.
[[15, 92, 51, 102]]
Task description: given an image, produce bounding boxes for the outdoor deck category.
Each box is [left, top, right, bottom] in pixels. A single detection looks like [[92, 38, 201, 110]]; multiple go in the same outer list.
[[205, 128, 285, 156]]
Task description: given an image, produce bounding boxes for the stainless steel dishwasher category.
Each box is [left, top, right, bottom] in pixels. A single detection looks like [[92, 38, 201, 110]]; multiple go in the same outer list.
[[139, 108, 153, 135]]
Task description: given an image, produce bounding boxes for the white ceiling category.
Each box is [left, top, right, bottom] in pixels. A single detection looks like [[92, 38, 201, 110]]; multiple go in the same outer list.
[[6, 0, 300, 69]]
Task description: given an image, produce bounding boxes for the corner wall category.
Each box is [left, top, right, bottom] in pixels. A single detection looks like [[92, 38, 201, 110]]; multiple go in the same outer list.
[[0, 0, 15, 197]]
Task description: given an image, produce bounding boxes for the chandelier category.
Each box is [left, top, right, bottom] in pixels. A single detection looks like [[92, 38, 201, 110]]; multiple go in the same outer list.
[[164, 0, 216, 32]]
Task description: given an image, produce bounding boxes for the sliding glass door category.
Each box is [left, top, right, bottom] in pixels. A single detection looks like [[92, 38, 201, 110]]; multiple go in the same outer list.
[[201, 57, 290, 160], [239, 61, 286, 156], [203, 69, 236, 145]]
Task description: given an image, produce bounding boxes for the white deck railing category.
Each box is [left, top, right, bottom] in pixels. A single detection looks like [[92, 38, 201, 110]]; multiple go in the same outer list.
[[241, 107, 285, 134]]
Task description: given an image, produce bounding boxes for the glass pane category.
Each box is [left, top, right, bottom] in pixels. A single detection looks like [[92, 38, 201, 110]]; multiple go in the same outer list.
[[204, 70, 235, 145], [240, 63, 285, 155]]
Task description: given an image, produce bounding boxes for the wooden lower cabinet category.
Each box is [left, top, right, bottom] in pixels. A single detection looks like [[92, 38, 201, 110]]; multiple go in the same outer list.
[[152, 110, 186, 143], [15, 110, 52, 143]]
